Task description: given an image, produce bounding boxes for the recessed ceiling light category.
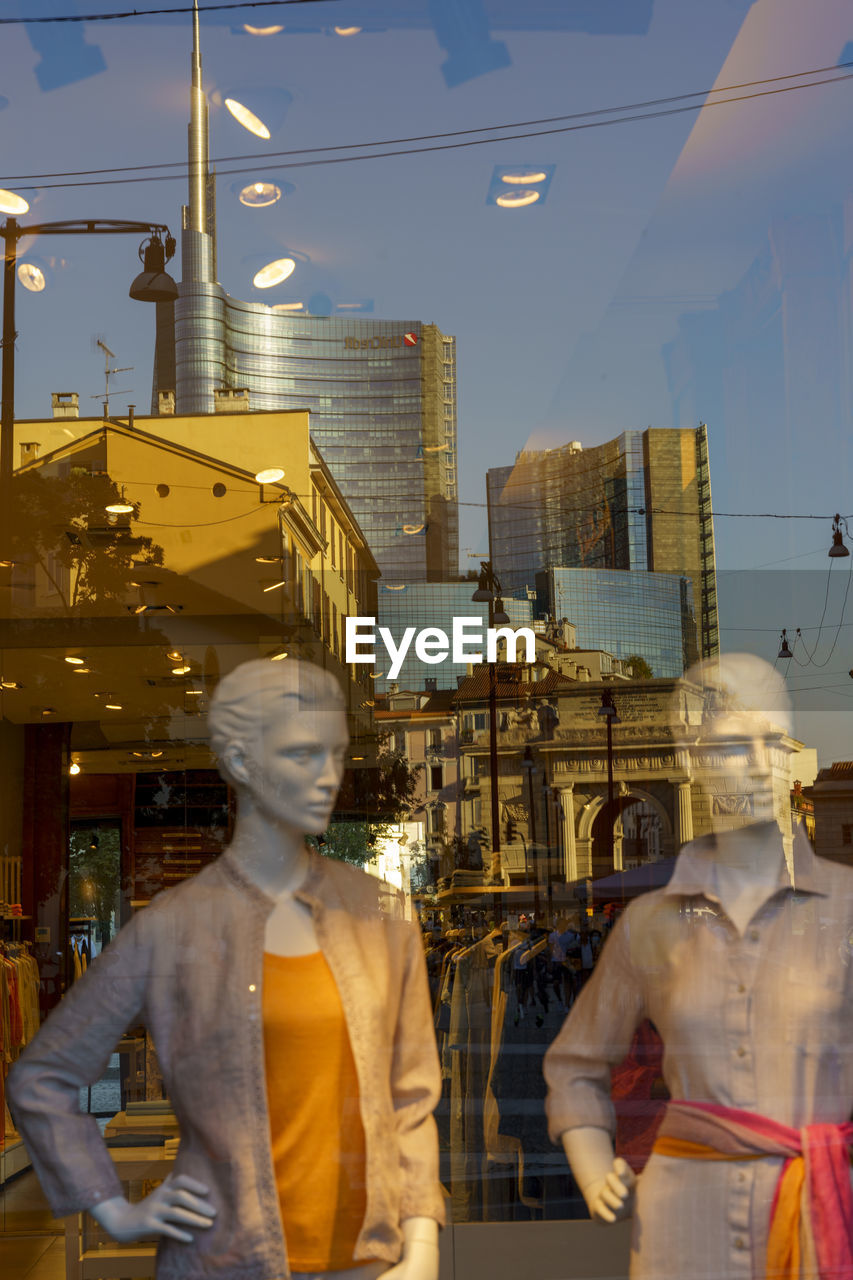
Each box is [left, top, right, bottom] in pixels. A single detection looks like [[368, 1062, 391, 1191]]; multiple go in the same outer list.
[[106, 500, 134, 514], [186, 689, 203, 696], [0, 680, 22, 690], [0, 189, 29, 215], [496, 189, 541, 208], [253, 258, 296, 289], [166, 650, 183, 662], [41, 707, 56, 716], [105, 703, 123, 711], [269, 650, 288, 661], [172, 665, 191, 675], [225, 97, 271, 139], [72, 668, 91, 674], [18, 263, 45, 292], [239, 181, 282, 207], [151, 750, 164, 758], [69, 762, 81, 776], [334, 26, 362, 35], [64, 656, 85, 665], [500, 170, 548, 185], [254, 467, 285, 484], [243, 23, 284, 35]]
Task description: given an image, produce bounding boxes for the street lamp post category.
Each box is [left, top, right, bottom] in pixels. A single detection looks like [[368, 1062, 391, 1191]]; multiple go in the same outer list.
[[0, 217, 177, 540], [597, 686, 620, 870], [471, 560, 509, 882], [521, 744, 542, 919]]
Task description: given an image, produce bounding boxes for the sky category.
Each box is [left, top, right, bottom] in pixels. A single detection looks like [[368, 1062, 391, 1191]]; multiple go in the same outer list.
[[1, 0, 852, 760]]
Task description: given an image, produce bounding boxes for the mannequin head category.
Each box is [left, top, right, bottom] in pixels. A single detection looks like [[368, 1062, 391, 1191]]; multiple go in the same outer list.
[[209, 659, 348, 836], [684, 653, 793, 827]]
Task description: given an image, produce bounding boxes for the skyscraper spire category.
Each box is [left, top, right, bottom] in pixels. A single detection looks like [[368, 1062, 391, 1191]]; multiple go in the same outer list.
[[182, 0, 216, 283], [188, 0, 208, 236]]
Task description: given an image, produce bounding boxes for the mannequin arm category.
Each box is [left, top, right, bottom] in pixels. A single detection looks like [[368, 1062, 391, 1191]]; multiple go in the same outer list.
[[89, 1174, 216, 1244], [382, 1216, 439, 1280], [561, 1127, 635, 1224]]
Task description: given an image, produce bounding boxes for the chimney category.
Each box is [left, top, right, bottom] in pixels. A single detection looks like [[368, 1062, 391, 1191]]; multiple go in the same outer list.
[[213, 387, 250, 413], [19, 441, 39, 466], [158, 390, 176, 416], [51, 392, 79, 419]]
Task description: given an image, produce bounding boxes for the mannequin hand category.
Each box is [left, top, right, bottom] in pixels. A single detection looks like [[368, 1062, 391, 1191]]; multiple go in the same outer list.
[[583, 1157, 636, 1224], [561, 1128, 636, 1225], [89, 1174, 216, 1244], [382, 1217, 439, 1280]]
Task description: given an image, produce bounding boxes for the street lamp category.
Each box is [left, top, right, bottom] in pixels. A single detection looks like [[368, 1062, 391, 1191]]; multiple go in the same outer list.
[[472, 560, 509, 880], [1, 217, 177, 533], [597, 686, 620, 870]]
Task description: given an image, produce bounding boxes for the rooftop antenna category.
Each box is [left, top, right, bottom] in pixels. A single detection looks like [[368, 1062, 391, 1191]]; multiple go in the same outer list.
[[91, 337, 133, 416]]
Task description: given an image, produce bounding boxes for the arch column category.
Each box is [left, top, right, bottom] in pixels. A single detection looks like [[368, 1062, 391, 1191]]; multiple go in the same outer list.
[[558, 783, 578, 883], [675, 779, 694, 847]]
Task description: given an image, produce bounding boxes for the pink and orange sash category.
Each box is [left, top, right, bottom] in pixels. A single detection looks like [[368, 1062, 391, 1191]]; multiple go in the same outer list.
[[653, 1101, 853, 1279]]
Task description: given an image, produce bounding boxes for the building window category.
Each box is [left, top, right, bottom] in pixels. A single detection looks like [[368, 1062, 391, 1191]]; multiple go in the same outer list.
[[430, 765, 443, 792], [429, 728, 442, 751]]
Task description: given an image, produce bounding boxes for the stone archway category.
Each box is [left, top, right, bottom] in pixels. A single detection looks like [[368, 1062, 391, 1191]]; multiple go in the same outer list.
[[576, 787, 675, 878]]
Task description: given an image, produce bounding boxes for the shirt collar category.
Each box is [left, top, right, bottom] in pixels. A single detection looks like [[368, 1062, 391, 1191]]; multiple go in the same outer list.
[[663, 823, 826, 903]]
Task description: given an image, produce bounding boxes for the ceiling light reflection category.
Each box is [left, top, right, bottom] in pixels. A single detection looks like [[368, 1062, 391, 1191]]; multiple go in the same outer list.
[[334, 26, 362, 35], [239, 181, 281, 207], [18, 263, 45, 292], [0, 189, 29, 215], [254, 467, 285, 484], [243, 23, 284, 35], [500, 170, 547, 185], [495, 190, 541, 208], [253, 258, 296, 288], [225, 97, 271, 140]]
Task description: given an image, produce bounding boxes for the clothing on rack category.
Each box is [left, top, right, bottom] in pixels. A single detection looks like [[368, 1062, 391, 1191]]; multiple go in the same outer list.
[[1, 942, 40, 1150]]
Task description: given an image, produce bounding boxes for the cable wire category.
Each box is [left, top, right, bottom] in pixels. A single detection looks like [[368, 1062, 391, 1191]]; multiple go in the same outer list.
[[3, 72, 852, 192], [4, 58, 853, 184], [0, 0, 340, 23]]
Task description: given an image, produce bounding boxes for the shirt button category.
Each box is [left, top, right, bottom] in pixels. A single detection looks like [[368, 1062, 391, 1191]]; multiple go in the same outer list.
[[737, 983, 746, 993], [734, 1237, 745, 1250], [736, 1046, 747, 1057], [748, 929, 759, 942], [737, 1172, 746, 1183]]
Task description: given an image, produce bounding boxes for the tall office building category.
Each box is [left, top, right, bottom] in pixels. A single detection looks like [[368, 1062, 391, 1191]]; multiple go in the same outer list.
[[535, 567, 699, 678], [487, 426, 719, 661], [153, 4, 458, 584]]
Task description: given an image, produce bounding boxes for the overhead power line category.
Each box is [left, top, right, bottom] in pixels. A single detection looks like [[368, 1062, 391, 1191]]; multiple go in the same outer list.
[[0, 0, 339, 24], [1, 70, 851, 192], [4, 58, 852, 184]]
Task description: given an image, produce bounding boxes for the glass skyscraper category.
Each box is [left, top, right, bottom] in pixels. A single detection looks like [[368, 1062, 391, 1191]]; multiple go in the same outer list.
[[153, 18, 458, 585], [169, 304, 458, 583], [536, 567, 699, 678], [486, 426, 718, 659]]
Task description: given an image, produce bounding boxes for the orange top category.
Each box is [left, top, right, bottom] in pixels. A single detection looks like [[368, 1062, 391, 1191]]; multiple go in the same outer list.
[[262, 951, 370, 1272]]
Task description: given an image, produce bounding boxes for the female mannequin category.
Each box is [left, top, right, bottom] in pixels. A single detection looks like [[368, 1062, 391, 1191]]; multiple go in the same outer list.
[[8, 659, 443, 1280], [545, 654, 853, 1279]]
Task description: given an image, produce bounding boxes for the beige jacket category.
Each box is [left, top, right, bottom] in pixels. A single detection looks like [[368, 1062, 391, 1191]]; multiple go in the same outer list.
[[7, 850, 444, 1280]]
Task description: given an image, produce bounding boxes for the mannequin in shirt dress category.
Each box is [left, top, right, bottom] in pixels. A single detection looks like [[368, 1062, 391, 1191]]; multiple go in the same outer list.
[[546, 653, 834, 1268], [90, 659, 439, 1280]]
